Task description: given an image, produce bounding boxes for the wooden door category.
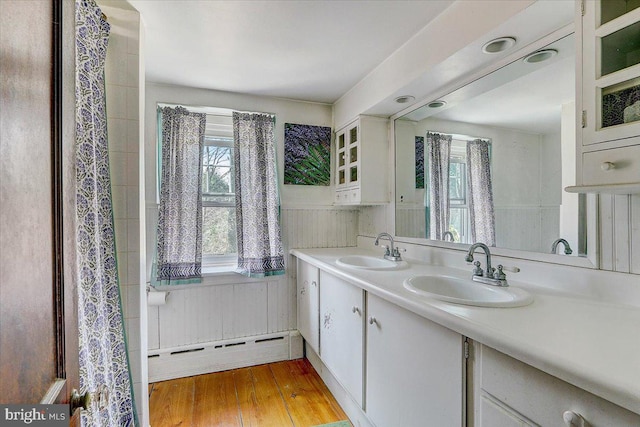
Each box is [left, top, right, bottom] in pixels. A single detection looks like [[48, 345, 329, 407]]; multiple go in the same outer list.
[[0, 0, 80, 422], [366, 293, 464, 427]]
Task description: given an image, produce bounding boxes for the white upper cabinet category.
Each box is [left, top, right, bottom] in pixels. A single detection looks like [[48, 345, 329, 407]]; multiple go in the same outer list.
[[334, 115, 389, 205], [576, 0, 640, 192]]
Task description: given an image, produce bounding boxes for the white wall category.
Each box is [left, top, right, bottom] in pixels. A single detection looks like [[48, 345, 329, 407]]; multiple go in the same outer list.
[[100, 2, 147, 424]]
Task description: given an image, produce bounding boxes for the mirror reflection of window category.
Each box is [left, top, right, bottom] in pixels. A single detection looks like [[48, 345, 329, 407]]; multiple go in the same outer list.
[[396, 32, 587, 257], [423, 134, 492, 245]]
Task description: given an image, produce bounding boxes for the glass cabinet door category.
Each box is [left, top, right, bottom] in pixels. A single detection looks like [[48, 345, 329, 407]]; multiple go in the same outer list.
[[347, 124, 359, 185], [583, 0, 640, 145], [336, 131, 347, 186]]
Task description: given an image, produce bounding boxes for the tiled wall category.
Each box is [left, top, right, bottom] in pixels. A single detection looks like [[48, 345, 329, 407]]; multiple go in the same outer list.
[[101, 4, 145, 423]]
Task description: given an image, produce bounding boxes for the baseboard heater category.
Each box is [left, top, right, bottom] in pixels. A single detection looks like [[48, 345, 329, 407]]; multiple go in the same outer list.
[[148, 330, 302, 383]]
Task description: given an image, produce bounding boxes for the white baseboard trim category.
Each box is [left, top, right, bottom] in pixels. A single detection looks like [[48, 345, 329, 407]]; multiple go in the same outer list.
[[148, 330, 302, 383], [305, 343, 374, 427]]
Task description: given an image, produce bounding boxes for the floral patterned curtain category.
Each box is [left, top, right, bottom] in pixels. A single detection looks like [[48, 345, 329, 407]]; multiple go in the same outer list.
[[233, 112, 285, 277], [467, 139, 496, 246], [156, 106, 206, 284], [427, 132, 452, 240], [75, 1, 136, 425]]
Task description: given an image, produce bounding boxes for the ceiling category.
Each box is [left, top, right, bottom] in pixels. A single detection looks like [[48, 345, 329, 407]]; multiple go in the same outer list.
[[128, 0, 452, 104]]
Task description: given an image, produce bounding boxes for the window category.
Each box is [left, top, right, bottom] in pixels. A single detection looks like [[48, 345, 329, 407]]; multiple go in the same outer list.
[[447, 139, 471, 243], [201, 114, 237, 271], [448, 156, 468, 243]]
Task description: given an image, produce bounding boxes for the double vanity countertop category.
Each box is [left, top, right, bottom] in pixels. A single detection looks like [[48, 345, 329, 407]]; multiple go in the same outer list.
[[290, 247, 640, 416]]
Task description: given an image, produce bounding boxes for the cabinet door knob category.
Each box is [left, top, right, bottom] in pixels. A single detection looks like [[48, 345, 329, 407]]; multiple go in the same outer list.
[[369, 316, 377, 325], [563, 410, 586, 426], [352, 306, 360, 315], [600, 161, 615, 171], [311, 281, 317, 287]]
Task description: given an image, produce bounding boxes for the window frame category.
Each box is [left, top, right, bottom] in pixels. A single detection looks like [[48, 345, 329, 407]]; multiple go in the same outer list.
[[201, 134, 238, 271]]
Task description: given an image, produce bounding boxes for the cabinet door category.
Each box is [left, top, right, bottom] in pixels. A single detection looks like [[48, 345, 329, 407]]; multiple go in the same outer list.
[[296, 259, 319, 354], [366, 293, 464, 427], [582, 0, 640, 146], [336, 129, 348, 188], [346, 122, 359, 186], [474, 344, 640, 427], [319, 271, 364, 407]]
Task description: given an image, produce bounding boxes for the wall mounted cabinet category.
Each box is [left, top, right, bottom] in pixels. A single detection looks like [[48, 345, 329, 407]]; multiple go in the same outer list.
[[572, 0, 640, 193], [334, 116, 389, 205]]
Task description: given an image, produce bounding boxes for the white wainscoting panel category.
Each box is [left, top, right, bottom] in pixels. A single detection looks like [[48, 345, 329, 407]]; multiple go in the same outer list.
[[599, 194, 639, 274], [148, 207, 359, 378], [396, 206, 425, 238], [494, 207, 545, 253], [281, 208, 358, 249], [632, 195, 640, 275]]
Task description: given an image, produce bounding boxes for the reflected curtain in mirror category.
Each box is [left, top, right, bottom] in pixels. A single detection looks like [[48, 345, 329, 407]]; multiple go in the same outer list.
[[427, 132, 452, 240], [156, 106, 206, 283], [467, 139, 496, 246]]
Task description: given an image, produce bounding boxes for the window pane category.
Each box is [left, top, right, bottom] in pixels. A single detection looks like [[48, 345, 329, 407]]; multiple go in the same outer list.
[[449, 207, 467, 243], [202, 145, 234, 194], [202, 206, 237, 257], [449, 162, 466, 203]]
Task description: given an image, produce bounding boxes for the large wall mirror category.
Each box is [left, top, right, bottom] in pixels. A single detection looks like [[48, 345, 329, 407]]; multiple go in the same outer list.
[[395, 32, 588, 258]]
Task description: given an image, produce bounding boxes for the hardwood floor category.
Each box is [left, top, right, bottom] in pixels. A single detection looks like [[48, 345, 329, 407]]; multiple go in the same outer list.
[[149, 358, 351, 427]]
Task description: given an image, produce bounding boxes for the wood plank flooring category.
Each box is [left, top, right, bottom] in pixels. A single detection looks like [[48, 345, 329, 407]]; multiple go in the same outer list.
[[149, 358, 351, 427]]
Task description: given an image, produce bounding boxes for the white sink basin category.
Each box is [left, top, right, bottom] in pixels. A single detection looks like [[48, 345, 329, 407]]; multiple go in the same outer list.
[[336, 255, 407, 270], [404, 275, 533, 308]]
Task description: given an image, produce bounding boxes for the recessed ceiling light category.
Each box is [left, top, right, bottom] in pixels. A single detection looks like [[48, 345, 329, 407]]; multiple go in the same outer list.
[[482, 37, 516, 54], [395, 95, 415, 104], [428, 100, 446, 108], [523, 49, 558, 64]]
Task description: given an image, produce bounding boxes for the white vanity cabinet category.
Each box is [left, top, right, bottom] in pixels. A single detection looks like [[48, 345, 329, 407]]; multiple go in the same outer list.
[[318, 271, 365, 407], [334, 115, 389, 205], [366, 293, 464, 427], [575, 0, 640, 191], [472, 343, 640, 427], [296, 259, 319, 354]]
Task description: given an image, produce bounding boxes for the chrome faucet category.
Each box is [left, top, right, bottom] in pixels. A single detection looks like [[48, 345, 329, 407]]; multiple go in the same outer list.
[[551, 238, 573, 255], [375, 232, 403, 262], [465, 242, 508, 287], [442, 231, 455, 242]]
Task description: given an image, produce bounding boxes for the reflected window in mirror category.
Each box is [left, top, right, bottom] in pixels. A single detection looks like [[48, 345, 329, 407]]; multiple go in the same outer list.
[[421, 133, 494, 246], [395, 32, 587, 257]]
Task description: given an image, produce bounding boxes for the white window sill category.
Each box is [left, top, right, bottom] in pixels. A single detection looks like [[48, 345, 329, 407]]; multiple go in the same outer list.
[[150, 264, 285, 291]]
